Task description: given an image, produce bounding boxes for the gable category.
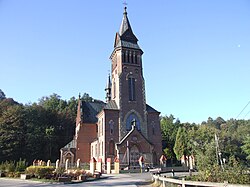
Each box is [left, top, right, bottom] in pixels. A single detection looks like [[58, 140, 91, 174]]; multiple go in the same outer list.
[[116, 126, 153, 153]]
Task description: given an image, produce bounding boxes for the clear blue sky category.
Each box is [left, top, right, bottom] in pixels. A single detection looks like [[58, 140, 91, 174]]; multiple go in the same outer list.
[[0, 0, 250, 123]]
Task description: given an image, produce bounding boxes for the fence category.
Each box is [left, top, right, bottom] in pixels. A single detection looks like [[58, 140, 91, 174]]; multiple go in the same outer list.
[[152, 174, 250, 187]]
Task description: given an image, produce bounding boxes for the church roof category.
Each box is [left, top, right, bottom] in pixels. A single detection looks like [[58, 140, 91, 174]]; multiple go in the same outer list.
[[81, 101, 106, 123], [104, 100, 118, 110], [80, 100, 118, 124], [61, 138, 76, 150], [146, 104, 160, 113]]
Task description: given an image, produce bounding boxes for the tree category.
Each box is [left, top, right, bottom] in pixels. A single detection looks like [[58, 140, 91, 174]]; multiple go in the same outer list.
[[174, 127, 190, 160], [38, 93, 62, 111], [0, 105, 27, 161], [0, 89, 6, 100], [161, 114, 180, 159], [82, 93, 93, 102], [241, 135, 250, 160]]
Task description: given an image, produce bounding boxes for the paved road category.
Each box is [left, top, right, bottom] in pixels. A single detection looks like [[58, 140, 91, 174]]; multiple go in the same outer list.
[[0, 173, 153, 187]]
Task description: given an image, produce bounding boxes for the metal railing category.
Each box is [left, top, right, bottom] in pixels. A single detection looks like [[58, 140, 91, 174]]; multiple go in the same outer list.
[[152, 174, 250, 187]]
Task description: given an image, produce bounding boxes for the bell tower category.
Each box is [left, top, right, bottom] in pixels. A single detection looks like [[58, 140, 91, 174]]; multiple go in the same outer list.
[[110, 6, 147, 140]]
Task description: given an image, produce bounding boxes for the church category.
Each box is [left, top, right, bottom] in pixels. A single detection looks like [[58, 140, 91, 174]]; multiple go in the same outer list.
[[60, 6, 162, 167]]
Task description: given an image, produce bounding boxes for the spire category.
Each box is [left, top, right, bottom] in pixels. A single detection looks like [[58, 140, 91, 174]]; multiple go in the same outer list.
[[105, 74, 112, 102], [118, 6, 138, 43], [76, 95, 83, 126], [113, 5, 142, 51], [106, 74, 112, 90], [119, 6, 130, 36]]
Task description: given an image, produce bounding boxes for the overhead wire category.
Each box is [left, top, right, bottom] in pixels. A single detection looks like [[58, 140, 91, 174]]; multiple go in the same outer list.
[[243, 109, 250, 119], [236, 101, 250, 119]]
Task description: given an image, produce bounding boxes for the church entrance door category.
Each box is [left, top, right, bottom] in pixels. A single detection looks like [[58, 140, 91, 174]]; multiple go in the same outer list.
[[130, 145, 140, 167]]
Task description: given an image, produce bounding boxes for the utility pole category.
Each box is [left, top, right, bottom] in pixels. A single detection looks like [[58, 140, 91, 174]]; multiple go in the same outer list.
[[215, 133, 224, 171]]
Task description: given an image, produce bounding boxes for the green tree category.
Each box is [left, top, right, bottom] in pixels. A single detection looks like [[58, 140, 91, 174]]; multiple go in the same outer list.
[[81, 93, 93, 102], [38, 93, 62, 111], [241, 135, 250, 160], [160, 114, 180, 159], [0, 89, 6, 101], [174, 127, 190, 160], [0, 105, 27, 161]]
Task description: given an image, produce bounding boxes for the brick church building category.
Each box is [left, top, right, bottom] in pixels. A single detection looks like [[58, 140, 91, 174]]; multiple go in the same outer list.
[[60, 6, 162, 167]]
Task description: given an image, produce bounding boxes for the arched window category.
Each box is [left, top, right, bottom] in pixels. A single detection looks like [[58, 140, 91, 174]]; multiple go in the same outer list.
[[128, 77, 136, 101], [101, 118, 103, 136], [91, 146, 93, 157], [126, 113, 140, 131], [122, 52, 125, 63], [125, 51, 128, 62], [109, 120, 114, 135], [109, 140, 115, 155], [135, 53, 138, 64], [152, 121, 155, 135], [129, 52, 132, 63], [95, 144, 98, 157], [113, 81, 116, 98]]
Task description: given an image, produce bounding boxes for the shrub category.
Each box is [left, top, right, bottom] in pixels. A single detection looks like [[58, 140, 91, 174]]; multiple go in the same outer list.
[[0, 159, 28, 178], [26, 166, 55, 179], [15, 159, 27, 172], [186, 157, 250, 184]]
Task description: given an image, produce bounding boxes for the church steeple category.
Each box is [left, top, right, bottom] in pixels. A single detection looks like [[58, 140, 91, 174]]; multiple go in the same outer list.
[[76, 93, 83, 126], [105, 74, 112, 102], [114, 6, 140, 49], [109, 6, 147, 139]]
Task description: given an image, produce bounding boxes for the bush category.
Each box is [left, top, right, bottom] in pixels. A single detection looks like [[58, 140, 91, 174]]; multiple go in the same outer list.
[[26, 166, 55, 179], [0, 159, 27, 178], [186, 157, 250, 184], [15, 159, 27, 172]]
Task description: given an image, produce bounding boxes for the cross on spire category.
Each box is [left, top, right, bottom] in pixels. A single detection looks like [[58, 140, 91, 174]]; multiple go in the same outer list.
[[123, 0, 128, 7], [123, 0, 128, 13]]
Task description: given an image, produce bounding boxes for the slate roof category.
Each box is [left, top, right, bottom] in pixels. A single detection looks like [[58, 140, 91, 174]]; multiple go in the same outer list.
[[146, 104, 160, 113], [119, 7, 138, 43], [114, 7, 141, 50], [104, 100, 119, 110], [81, 100, 119, 123], [81, 101, 106, 123], [61, 138, 76, 150]]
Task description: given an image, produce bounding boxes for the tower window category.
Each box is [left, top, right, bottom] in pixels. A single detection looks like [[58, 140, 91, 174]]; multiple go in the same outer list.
[[101, 118, 103, 136], [113, 81, 116, 98], [128, 77, 136, 101], [125, 51, 128, 63], [109, 120, 114, 135], [135, 54, 138, 64], [152, 121, 155, 135]]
